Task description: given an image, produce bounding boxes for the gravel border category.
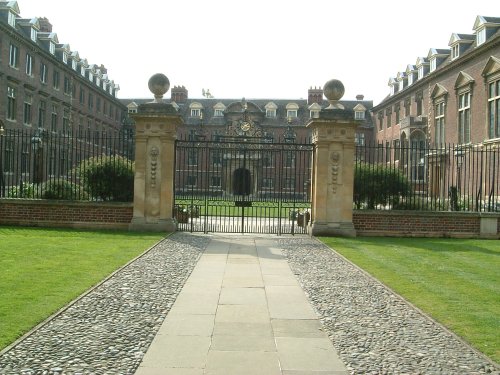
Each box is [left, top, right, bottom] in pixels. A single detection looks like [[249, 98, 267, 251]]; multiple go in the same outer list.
[[0, 233, 209, 375], [280, 236, 500, 375]]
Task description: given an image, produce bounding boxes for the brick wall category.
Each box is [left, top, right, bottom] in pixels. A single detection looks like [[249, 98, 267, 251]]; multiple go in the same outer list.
[[0, 199, 133, 230], [353, 211, 499, 238]]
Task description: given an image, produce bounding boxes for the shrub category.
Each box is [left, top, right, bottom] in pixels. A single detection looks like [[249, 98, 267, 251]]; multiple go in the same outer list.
[[354, 164, 412, 209], [7, 182, 36, 198], [41, 179, 88, 200], [74, 155, 134, 202]]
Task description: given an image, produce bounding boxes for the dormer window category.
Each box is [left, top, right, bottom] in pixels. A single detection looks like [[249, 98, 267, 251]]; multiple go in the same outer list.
[[72, 60, 77, 70], [88, 72, 93, 82], [80, 66, 85, 76], [477, 28, 486, 45], [355, 111, 365, 120], [31, 28, 37, 42], [286, 103, 299, 118], [430, 58, 436, 72], [418, 65, 424, 79], [451, 44, 459, 60], [96, 77, 100, 87], [8, 12, 16, 27], [49, 42, 55, 55], [62, 53, 68, 64], [265, 102, 277, 118], [189, 102, 203, 117], [308, 103, 321, 118], [213, 102, 226, 117]]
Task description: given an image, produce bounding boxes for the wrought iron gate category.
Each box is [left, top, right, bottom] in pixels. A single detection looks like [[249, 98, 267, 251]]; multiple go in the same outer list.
[[174, 137, 313, 234]]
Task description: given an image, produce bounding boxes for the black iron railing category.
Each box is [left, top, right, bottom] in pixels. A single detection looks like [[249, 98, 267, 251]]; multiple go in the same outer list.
[[355, 143, 500, 212], [0, 129, 134, 201]]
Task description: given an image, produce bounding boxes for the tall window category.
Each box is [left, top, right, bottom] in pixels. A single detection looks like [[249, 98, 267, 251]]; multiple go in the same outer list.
[[79, 87, 85, 104], [458, 92, 471, 144], [38, 101, 46, 128], [53, 70, 60, 89], [355, 133, 365, 146], [416, 94, 423, 116], [393, 139, 401, 161], [488, 79, 500, 139], [404, 98, 411, 117], [386, 110, 392, 128], [4, 139, 14, 173], [63, 109, 70, 135], [9, 43, 19, 67], [435, 102, 445, 146], [88, 93, 94, 110], [7, 86, 16, 120], [477, 28, 486, 46], [40, 63, 47, 83], [25, 54, 33, 76], [418, 66, 424, 79], [23, 94, 32, 125], [21, 143, 29, 174], [64, 76, 71, 95], [51, 104, 58, 132]]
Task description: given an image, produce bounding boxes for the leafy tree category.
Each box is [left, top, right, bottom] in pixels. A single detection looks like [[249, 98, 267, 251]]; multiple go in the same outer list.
[[354, 164, 411, 209], [74, 155, 134, 202]]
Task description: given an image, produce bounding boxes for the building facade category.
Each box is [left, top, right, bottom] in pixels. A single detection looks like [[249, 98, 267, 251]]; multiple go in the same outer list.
[[0, 1, 125, 137], [374, 15, 500, 149]]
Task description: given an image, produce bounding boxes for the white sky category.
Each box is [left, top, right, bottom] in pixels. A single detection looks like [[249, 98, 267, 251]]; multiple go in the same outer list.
[[16, 0, 500, 104]]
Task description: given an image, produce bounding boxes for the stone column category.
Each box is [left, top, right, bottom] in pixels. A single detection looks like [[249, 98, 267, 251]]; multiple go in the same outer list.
[[306, 79, 358, 237], [129, 74, 183, 232]]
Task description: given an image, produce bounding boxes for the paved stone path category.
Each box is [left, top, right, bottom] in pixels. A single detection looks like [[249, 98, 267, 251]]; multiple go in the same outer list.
[[135, 235, 347, 374]]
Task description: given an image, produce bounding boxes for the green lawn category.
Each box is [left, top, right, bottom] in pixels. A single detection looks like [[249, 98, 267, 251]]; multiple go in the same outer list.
[[0, 227, 164, 350], [319, 237, 500, 363]]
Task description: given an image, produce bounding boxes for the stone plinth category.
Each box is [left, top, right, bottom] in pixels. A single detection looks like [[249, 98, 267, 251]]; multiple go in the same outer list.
[[129, 103, 182, 232], [306, 109, 358, 237]]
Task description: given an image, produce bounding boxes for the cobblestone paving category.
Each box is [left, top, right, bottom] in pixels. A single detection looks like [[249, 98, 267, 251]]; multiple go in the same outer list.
[[0, 233, 208, 375], [280, 237, 500, 375]]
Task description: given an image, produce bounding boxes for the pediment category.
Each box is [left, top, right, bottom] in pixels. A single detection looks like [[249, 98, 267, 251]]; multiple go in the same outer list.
[[265, 101, 277, 110], [213, 102, 226, 110], [454, 71, 475, 89], [308, 103, 321, 110], [481, 56, 500, 77], [431, 83, 448, 98], [286, 102, 299, 110], [353, 103, 366, 111]]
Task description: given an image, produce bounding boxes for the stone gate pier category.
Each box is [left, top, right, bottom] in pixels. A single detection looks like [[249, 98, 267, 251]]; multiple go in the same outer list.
[[307, 79, 359, 237], [129, 74, 182, 232]]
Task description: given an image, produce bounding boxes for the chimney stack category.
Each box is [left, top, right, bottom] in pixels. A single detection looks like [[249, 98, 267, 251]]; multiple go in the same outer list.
[[38, 17, 52, 32], [308, 86, 323, 105], [356, 94, 364, 101], [171, 85, 188, 104]]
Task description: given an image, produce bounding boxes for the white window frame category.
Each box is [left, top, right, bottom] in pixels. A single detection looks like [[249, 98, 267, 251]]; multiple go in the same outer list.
[[458, 92, 471, 144], [30, 28, 37, 42], [23, 94, 33, 125], [62, 52, 68, 64], [418, 65, 424, 79], [40, 63, 47, 83], [355, 132, 365, 146], [214, 109, 224, 117], [9, 43, 18, 68], [80, 66, 85, 76], [191, 108, 201, 117], [430, 58, 437, 72], [287, 109, 297, 118], [25, 53, 33, 76], [8, 11, 16, 27], [435, 101, 445, 145], [477, 28, 486, 46], [72, 60, 77, 70], [266, 109, 276, 118], [355, 111, 365, 120], [408, 74, 413, 86], [49, 42, 55, 55], [310, 110, 319, 118], [451, 44, 459, 60], [487, 79, 500, 139]]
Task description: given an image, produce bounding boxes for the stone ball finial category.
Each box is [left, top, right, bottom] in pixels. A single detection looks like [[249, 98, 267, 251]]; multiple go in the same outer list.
[[148, 73, 170, 103], [323, 79, 345, 109]]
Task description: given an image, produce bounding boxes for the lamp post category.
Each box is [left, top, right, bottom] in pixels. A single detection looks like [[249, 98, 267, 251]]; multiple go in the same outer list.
[[0, 121, 4, 197]]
